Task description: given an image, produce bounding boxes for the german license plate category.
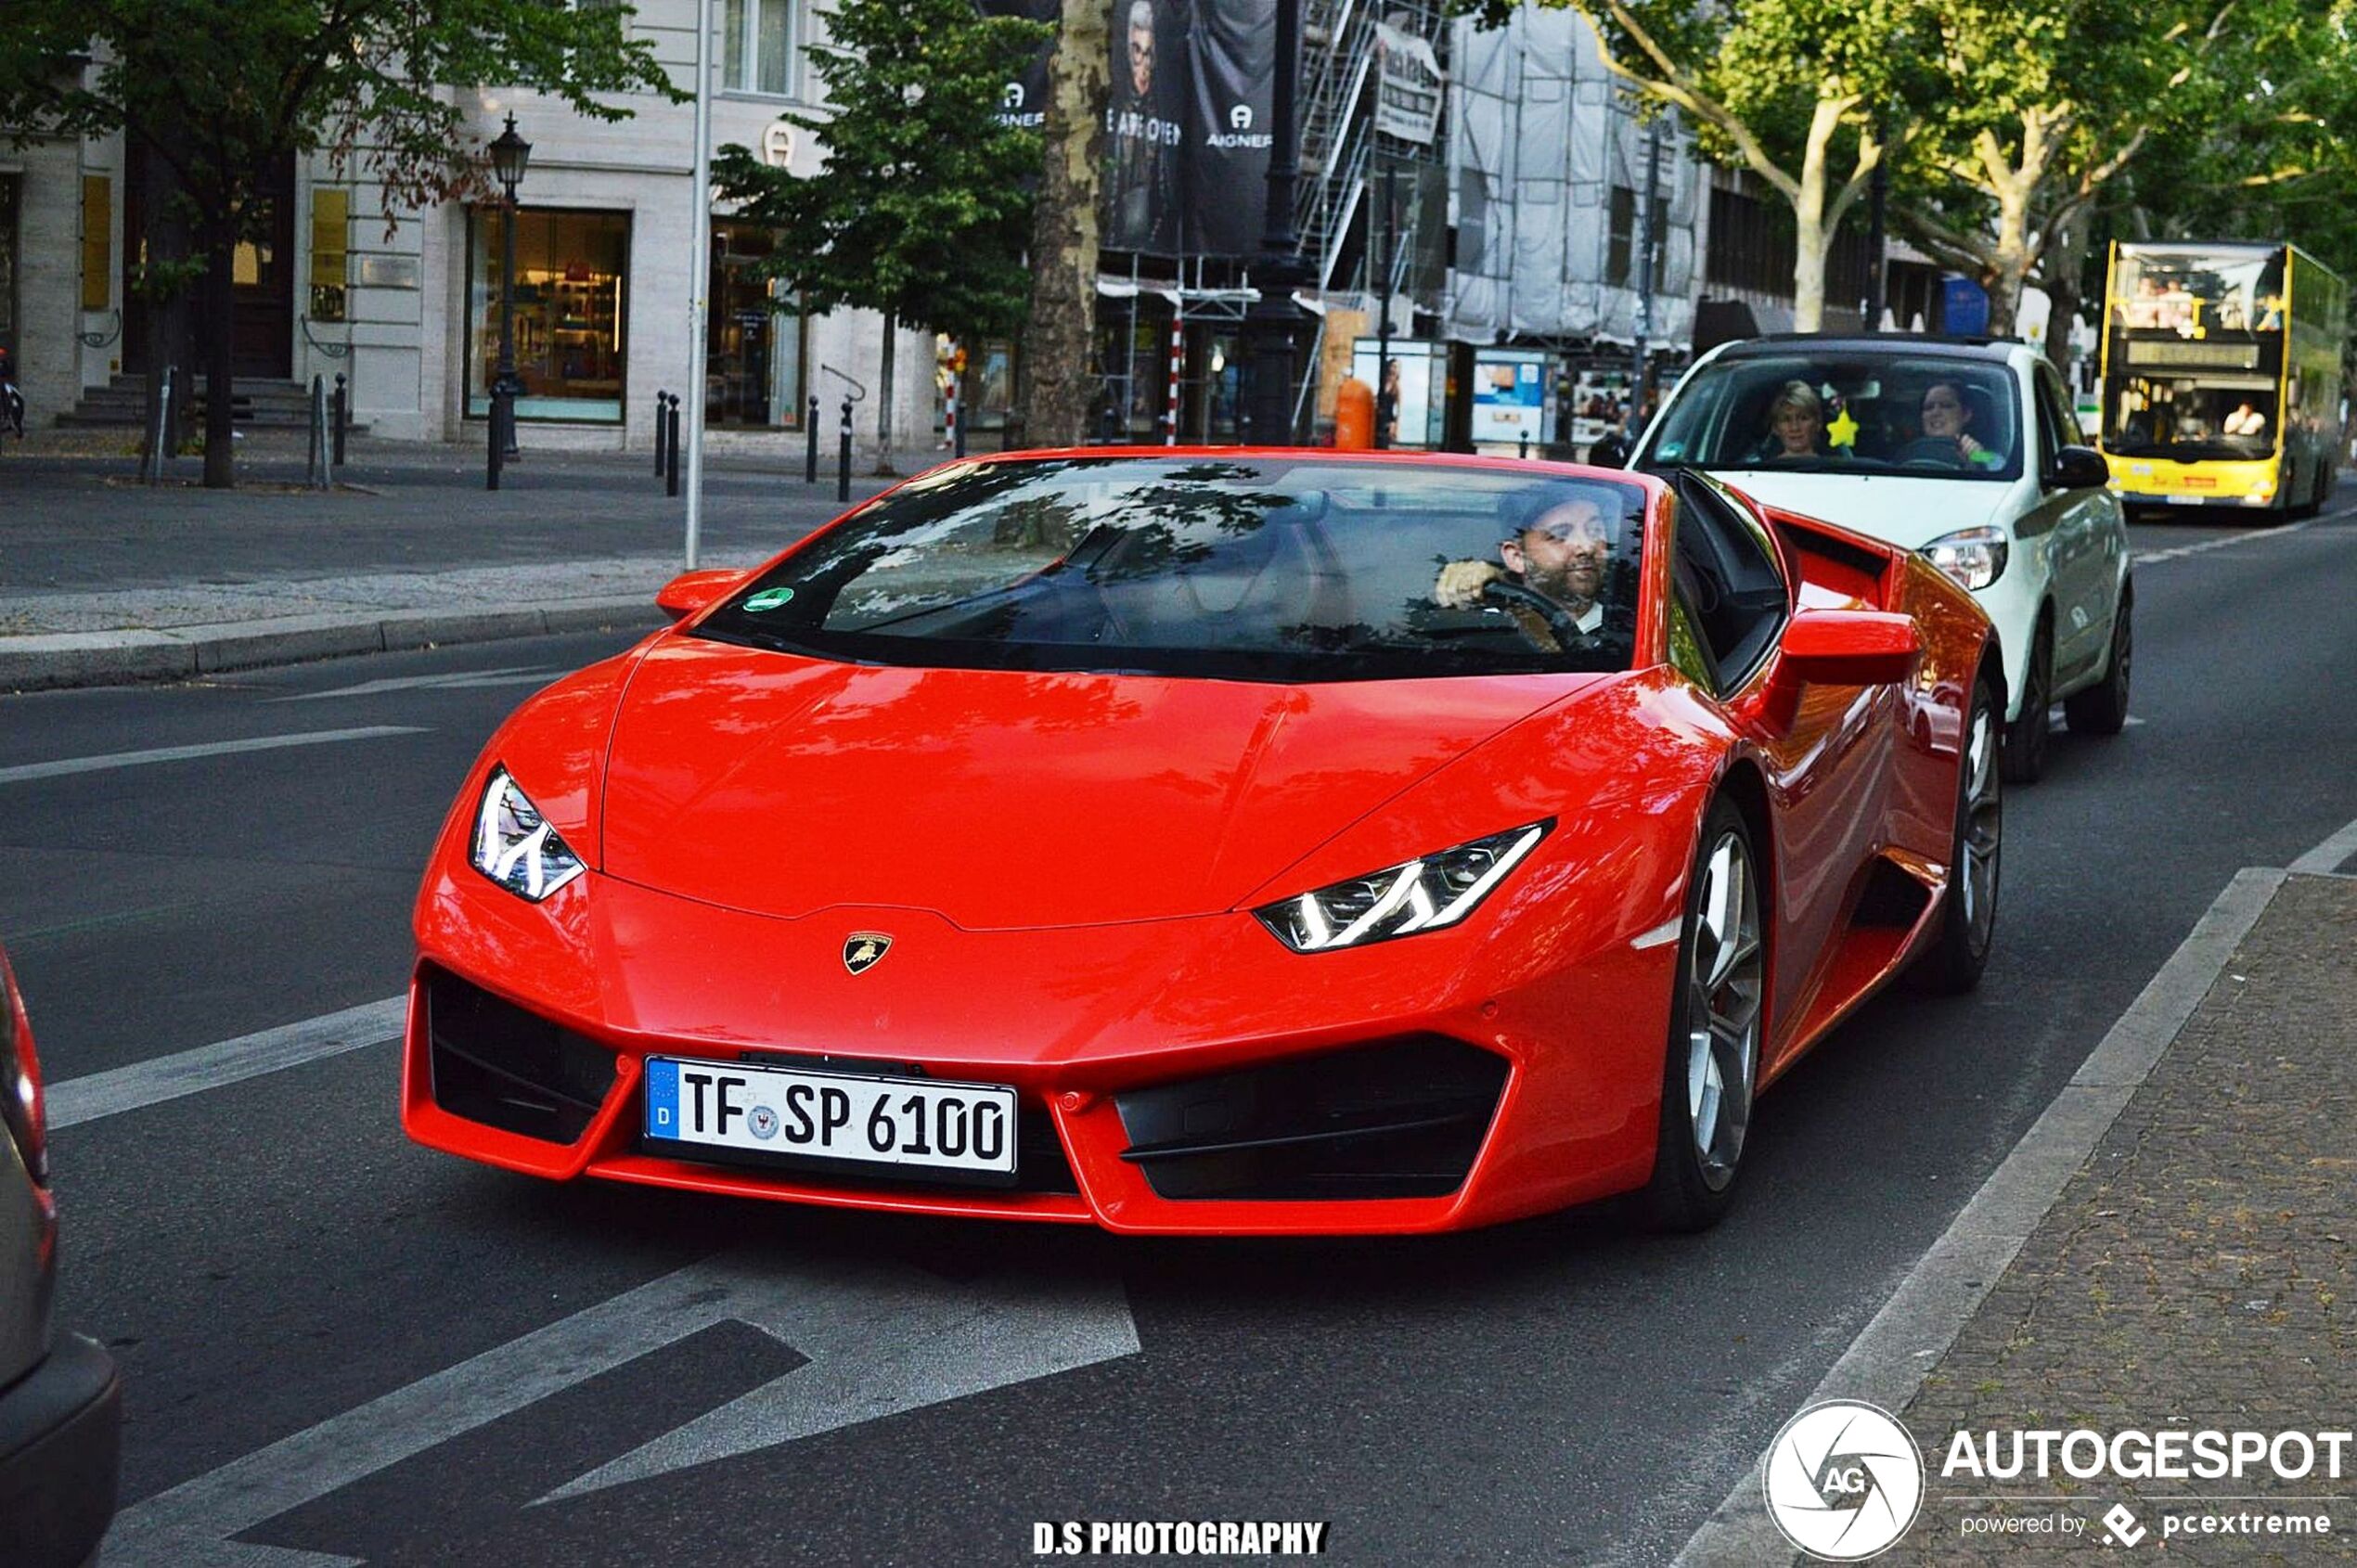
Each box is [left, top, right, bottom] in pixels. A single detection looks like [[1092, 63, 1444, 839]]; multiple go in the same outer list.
[[2167, 494, 2206, 505], [642, 1057, 1018, 1177]]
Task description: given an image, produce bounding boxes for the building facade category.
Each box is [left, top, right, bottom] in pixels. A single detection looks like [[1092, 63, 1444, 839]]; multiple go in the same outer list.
[[2, 1, 929, 460]]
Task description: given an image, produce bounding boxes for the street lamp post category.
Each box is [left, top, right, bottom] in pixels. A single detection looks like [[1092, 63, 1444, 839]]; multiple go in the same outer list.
[[1240, 0, 1304, 447], [486, 114, 532, 492]]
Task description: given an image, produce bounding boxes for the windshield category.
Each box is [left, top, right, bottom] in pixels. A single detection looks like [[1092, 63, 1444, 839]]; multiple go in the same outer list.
[[2102, 373, 2280, 460], [2110, 250, 2285, 336], [1643, 353, 2024, 482], [694, 456, 1650, 683]]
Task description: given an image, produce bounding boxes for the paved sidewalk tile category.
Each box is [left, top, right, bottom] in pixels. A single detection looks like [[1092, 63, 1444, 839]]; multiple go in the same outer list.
[[1887, 872, 2357, 1562]]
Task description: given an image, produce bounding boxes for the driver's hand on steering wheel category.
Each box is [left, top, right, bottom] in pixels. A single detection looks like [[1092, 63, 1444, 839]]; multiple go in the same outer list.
[[1435, 559, 1504, 610]]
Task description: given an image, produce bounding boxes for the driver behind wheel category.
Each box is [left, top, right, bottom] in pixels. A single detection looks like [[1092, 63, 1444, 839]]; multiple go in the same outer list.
[[1433, 484, 1621, 646], [1914, 379, 2004, 470]]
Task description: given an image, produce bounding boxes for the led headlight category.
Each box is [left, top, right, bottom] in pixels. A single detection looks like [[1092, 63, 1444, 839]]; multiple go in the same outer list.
[[471, 766, 586, 901], [1254, 821, 1552, 953], [1920, 525, 2010, 591]]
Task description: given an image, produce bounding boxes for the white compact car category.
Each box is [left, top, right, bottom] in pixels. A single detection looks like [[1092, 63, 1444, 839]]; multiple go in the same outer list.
[[1633, 336, 2132, 782]]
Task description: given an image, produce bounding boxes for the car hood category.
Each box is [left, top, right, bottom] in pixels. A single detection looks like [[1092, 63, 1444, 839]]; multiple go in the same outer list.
[[1707, 470, 2022, 550], [596, 636, 1596, 929]]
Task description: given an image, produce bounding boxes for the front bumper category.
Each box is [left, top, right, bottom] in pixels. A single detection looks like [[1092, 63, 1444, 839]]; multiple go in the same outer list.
[[406, 867, 1677, 1235], [0, 1333, 122, 1568]]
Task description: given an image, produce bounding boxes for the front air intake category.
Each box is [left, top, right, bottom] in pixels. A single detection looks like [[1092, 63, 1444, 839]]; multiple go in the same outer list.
[[424, 967, 616, 1144], [1114, 1035, 1509, 1201]]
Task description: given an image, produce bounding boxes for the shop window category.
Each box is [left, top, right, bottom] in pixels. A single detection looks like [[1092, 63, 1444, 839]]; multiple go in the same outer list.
[[724, 0, 796, 96], [468, 207, 631, 424], [82, 175, 111, 311], [707, 221, 805, 428]]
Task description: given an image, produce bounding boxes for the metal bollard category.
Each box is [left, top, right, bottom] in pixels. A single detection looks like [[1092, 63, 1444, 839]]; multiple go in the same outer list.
[[332, 374, 348, 468], [654, 390, 670, 480], [664, 395, 683, 497], [806, 395, 820, 484], [1518, 432, 1530, 461], [837, 397, 853, 505], [306, 375, 324, 489]]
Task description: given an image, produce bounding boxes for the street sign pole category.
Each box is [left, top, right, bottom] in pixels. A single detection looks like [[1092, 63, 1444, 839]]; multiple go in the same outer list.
[[684, 0, 715, 570]]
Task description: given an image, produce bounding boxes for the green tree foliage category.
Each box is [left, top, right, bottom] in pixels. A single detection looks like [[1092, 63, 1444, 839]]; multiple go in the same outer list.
[[1895, 0, 2243, 343], [0, 0, 677, 485], [713, 0, 1049, 462], [1462, 0, 1932, 330]]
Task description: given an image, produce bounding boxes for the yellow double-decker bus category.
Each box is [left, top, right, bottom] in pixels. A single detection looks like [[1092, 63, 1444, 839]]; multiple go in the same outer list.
[[2098, 240, 2347, 514]]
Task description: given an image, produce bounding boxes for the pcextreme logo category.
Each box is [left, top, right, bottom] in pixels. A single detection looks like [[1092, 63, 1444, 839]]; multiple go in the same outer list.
[[1762, 1401, 1926, 1561]]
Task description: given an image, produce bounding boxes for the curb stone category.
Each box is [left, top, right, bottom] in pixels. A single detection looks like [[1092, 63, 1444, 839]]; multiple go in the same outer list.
[[0, 597, 666, 693]]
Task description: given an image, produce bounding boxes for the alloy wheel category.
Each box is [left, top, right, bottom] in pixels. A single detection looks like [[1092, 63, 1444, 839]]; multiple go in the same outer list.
[[1960, 700, 2003, 954], [1686, 831, 1764, 1191]]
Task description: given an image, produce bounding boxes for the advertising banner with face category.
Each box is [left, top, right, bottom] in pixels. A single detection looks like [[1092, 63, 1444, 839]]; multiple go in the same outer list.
[[1104, 0, 1190, 254]]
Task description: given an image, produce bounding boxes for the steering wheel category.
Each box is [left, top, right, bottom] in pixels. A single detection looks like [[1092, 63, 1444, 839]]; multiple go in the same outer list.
[[1479, 577, 1586, 649], [1893, 436, 1966, 469]]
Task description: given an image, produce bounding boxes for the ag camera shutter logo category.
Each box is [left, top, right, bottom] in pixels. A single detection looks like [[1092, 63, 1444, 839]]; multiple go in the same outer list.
[[1763, 1400, 1926, 1560]]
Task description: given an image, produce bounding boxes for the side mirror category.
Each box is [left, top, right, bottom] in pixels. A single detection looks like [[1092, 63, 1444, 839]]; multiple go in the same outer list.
[[1778, 610, 1921, 687], [655, 568, 744, 623], [2048, 444, 2109, 491]]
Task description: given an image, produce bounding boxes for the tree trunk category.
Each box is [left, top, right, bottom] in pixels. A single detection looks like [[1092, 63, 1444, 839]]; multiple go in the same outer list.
[[1979, 186, 2036, 339], [1015, 0, 1109, 447], [2040, 218, 2091, 379], [200, 224, 238, 489], [1793, 205, 1829, 334], [133, 137, 197, 456], [874, 311, 898, 475], [1786, 97, 1843, 332]]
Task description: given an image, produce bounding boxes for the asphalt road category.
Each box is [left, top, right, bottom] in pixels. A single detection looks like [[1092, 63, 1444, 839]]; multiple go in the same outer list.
[[5, 506, 2353, 1566]]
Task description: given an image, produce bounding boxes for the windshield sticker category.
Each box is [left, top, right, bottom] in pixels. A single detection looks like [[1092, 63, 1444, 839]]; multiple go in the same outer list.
[[742, 587, 796, 612]]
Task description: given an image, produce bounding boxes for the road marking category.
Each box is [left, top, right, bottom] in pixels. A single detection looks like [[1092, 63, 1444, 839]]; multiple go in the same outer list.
[[0, 726, 427, 786], [2132, 518, 2312, 565], [270, 667, 557, 701], [1672, 866, 2288, 1567], [2289, 811, 2357, 876], [103, 1250, 1139, 1567], [46, 997, 406, 1130]]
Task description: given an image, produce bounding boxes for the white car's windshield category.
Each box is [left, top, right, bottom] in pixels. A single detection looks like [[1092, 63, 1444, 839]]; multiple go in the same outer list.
[[1645, 353, 2024, 482]]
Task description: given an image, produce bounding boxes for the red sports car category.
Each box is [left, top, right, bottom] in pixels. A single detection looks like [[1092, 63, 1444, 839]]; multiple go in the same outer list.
[[404, 452, 2002, 1234]]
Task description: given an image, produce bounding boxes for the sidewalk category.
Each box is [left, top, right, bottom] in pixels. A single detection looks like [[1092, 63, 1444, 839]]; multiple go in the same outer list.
[[0, 430, 968, 690], [1887, 868, 2357, 1561]]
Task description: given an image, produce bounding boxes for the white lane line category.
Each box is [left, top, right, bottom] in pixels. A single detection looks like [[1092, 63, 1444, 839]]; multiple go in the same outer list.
[[270, 668, 556, 702], [0, 726, 427, 785], [103, 1250, 1139, 1567], [1672, 867, 2288, 1567], [46, 996, 406, 1130], [2129, 513, 2335, 565], [2289, 812, 2357, 876]]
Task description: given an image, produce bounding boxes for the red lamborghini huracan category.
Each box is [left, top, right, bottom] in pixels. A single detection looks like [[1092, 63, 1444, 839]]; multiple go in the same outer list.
[[404, 452, 2002, 1234]]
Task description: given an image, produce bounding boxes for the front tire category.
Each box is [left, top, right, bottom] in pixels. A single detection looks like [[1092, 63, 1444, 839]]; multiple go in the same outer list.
[[1645, 800, 1766, 1232], [2001, 617, 2053, 784], [2064, 582, 2132, 737], [1915, 671, 2003, 994]]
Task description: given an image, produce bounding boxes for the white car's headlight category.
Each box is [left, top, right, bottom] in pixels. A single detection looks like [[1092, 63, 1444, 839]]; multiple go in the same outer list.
[[471, 767, 586, 901], [1921, 525, 2010, 591], [1254, 821, 1552, 953]]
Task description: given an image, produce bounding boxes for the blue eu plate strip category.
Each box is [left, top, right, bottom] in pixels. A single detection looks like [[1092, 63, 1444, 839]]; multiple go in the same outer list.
[[643, 1057, 679, 1137]]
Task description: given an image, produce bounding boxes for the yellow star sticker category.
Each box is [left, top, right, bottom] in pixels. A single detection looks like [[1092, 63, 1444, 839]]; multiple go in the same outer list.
[[1826, 405, 1860, 448]]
